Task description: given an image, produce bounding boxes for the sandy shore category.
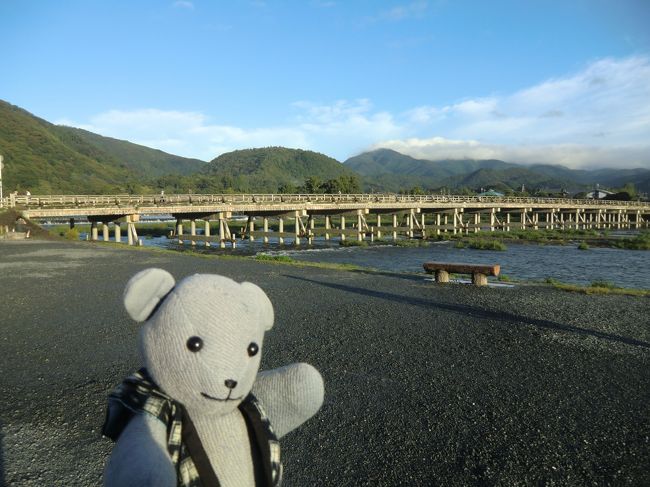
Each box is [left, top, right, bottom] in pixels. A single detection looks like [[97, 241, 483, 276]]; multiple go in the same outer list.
[[0, 240, 648, 485]]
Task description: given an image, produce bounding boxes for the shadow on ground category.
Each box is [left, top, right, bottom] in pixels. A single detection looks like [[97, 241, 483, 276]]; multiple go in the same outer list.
[[286, 275, 650, 349], [1, 419, 4, 487]]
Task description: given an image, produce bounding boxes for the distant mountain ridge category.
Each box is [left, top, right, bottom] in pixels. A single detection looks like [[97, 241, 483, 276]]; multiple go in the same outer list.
[[0, 99, 204, 194], [1, 99, 648, 195], [344, 148, 650, 194]]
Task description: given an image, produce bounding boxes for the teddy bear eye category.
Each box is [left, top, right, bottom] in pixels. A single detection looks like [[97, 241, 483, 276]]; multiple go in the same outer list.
[[247, 342, 259, 357], [186, 336, 203, 352]]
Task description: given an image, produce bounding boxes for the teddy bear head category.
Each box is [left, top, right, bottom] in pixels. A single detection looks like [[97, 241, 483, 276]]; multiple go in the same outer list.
[[123, 268, 274, 416]]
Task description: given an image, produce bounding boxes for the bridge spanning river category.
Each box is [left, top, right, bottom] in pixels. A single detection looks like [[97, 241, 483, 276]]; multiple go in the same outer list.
[[6, 193, 650, 247]]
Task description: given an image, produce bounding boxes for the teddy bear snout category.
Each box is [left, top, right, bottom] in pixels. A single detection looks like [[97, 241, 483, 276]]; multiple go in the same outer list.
[[224, 379, 238, 389]]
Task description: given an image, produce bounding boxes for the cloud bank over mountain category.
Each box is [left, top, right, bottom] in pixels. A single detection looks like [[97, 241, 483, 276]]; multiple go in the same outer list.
[[56, 56, 650, 168]]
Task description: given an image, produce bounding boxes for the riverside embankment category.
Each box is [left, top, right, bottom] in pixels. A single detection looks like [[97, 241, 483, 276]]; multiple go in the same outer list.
[[0, 240, 648, 485]]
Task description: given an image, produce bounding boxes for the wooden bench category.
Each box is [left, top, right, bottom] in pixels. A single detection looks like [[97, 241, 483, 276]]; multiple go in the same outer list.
[[423, 262, 500, 286]]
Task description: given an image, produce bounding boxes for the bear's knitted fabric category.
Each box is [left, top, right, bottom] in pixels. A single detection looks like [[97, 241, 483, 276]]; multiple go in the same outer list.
[[104, 269, 323, 487], [103, 368, 282, 486]]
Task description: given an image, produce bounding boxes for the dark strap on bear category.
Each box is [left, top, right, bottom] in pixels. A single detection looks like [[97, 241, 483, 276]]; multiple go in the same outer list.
[[181, 408, 221, 487]]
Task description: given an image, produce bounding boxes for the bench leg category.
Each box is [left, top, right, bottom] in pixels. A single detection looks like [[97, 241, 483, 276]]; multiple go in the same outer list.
[[472, 273, 488, 286], [435, 270, 450, 283]]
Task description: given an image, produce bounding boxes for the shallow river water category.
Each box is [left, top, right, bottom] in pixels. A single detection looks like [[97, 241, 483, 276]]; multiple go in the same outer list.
[[128, 235, 650, 289]]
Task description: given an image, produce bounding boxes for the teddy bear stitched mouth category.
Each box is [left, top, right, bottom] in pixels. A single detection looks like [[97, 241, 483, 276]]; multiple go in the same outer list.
[[200, 391, 243, 402]]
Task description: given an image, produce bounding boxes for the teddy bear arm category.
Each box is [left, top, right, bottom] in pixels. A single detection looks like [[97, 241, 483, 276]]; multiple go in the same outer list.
[[251, 362, 324, 439], [104, 413, 176, 487]]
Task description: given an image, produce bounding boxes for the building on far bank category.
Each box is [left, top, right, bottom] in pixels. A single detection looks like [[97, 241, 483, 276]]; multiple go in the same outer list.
[[585, 188, 614, 199]]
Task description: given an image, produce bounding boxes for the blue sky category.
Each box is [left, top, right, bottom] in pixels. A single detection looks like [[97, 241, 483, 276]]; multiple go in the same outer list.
[[1, 0, 649, 167]]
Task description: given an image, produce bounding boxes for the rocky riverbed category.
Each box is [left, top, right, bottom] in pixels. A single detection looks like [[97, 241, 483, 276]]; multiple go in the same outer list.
[[0, 240, 648, 486]]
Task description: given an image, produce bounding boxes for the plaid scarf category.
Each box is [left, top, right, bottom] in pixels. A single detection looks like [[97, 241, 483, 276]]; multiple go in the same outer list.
[[102, 368, 283, 487]]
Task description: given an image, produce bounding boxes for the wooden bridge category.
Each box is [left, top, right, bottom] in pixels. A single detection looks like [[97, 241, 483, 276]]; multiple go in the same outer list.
[[5, 193, 650, 247]]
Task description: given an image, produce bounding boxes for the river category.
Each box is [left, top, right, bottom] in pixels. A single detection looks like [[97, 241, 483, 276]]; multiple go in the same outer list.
[[115, 233, 650, 289]]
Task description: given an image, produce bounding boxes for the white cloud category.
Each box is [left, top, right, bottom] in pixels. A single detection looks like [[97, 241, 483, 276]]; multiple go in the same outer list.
[[173, 1, 194, 9], [371, 137, 650, 169], [57, 100, 401, 161], [379, 56, 650, 167], [56, 56, 650, 168], [374, 1, 428, 22]]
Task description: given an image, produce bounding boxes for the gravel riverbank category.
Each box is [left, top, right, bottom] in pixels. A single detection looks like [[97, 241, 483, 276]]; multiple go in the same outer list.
[[0, 240, 648, 486]]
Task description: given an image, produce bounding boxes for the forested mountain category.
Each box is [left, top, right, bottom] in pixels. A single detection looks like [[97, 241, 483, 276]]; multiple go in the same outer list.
[[200, 147, 360, 193], [52, 126, 204, 176], [0, 100, 204, 194]]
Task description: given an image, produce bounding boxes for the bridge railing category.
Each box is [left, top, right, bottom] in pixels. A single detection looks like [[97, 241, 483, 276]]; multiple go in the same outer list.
[[5, 193, 650, 209]]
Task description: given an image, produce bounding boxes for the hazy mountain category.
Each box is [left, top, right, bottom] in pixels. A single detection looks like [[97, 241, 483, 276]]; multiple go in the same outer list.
[[0, 99, 204, 194], [346, 148, 650, 193]]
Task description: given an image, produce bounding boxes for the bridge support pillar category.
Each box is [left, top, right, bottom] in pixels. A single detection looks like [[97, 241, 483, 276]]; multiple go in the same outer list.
[[324, 215, 331, 241], [205, 220, 211, 247], [340, 215, 346, 242], [505, 213, 511, 232], [392, 214, 398, 241], [190, 219, 196, 246], [435, 214, 441, 235], [263, 217, 269, 244], [218, 213, 226, 248], [176, 219, 184, 244], [91, 221, 98, 241], [249, 217, 255, 242], [357, 210, 364, 242], [126, 215, 140, 246], [114, 223, 121, 243], [376, 214, 382, 239], [473, 213, 480, 233], [278, 217, 284, 245], [103, 223, 110, 242], [308, 215, 314, 244], [294, 211, 301, 245]]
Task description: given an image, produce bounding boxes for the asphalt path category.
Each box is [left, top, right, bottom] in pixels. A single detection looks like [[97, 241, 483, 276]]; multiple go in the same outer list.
[[0, 240, 648, 486]]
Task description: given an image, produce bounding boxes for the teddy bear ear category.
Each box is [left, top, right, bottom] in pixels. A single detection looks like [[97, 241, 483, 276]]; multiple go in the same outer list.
[[241, 282, 274, 331], [123, 268, 176, 322]]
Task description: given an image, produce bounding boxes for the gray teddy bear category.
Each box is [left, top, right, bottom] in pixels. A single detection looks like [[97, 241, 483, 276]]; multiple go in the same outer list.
[[102, 268, 324, 486]]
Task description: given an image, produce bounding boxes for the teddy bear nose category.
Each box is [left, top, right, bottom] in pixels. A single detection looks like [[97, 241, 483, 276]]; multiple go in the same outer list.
[[224, 379, 238, 389]]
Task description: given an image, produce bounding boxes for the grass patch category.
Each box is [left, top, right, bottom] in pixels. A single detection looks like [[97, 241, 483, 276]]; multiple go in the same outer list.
[[467, 239, 507, 251], [614, 232, 650, 250], [339, 240, 369, 247], [545, 277, 649, 296], [255, 254, 294, 263], [577, 242, 590, 250]]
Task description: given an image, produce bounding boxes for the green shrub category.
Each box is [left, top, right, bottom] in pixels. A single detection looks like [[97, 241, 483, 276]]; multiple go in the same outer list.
[[64, 228, 80, 241], [340, 240, 369, 247], [577, 242, 589, 250], [590, 280, 618, 289], [468, 239, 507, 251], [255, 254, 294, 263]]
